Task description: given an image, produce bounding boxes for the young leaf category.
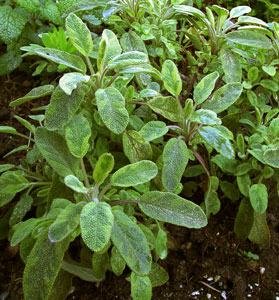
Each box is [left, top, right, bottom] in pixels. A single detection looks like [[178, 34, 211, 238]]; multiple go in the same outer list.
[[174, 5, 206, 18], [64, 175, 88, 194], [93, 153, 114, 185], [155, 225, 168, 259], [162, 138, 189, 192], [131, 272, 152, 300], [111, 246, 126, 276], [202, 83, 243, 113], [123, 131, 153, 163], [0, 171, 30, 194], [65, 116, 91, 158], [226, 31, 272, 49], [147, 96, 183, 123], [221, 49, 242, 83], [162, 60, 182, 97], [9, 194, 33, 226], [190, 109, 221, 125], [111, 209, 151, 275], [117, 64, 162, 80], [96, 87, 129, 134], [45, 86, 85, 131], [111, 160, 158, 187], [139, 191, 207, 228], [139, 121, 168, 142], [32, 48, 87, 73], [23, 229, 70, 300], [230, 6, 251, 19], [48, 203, 83, 242], [248, 212, 270, 249], [264, 147, 279, 168], [80, 202, 114, 252], [120, 31, 148, 54], [0, 164, 15, 173], [193, 72, 219, 105], [107, 51, 148, 69], [101, 29, 122, 66], [249, 184, 268, 214], [59, 72, 90, 95], [148, 262, 169, 287], [0, 126, 19, 135], [66, 13, 93, 56], [9, 85, 54, 107], [35, 128, 79, 177], [92, 252, 109, 279], [48, 269, 73, 300]]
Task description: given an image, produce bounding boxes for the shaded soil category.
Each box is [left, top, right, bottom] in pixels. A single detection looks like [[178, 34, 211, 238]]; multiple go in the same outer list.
[[1, 73, 279, 300]]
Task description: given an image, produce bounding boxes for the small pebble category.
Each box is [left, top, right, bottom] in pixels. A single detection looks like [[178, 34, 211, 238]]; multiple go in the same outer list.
[[221, 291, 227, 299], [219, 282, 223, 287], [191, 291, 200, 296], [216, 232, 220, 236], [248, 294, 252, 297], [179, 285, 183, 288], [260, 267, 265, 275], [255, 283, 259, 287], [207, 277, 214, 282], [207, 293, 212, 299], [248, 284, 253, 290], [276, 297, 279, 300]]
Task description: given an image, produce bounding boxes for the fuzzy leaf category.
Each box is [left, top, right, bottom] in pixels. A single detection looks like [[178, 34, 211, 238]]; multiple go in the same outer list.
[[111, 246, 126, 276], [111, 210, 151, 275], [101, 29, 122, 66], [131, 272, 152, 300], [221, 49, 242, 83], [92, 252, 109, 279], [230, 6, 251, 18], [64, 175, 88, 193], [162, 60, 182, 97], [65, 116, 91, 158], [107, 51, 148, 69], [118, 64, 162, 80], [139, 121, 168, 142], [264, 147, 279, 168], [14, 0, 40, 13], [80, 202, 114, 252], [48, 203, 82, 242], [48, 269, 73, 300], [0, 49, 22, 76], [234, 198, 254, 239], [193, 72, 219, 105], [35, 127, 79, 177], [190, 109, 221, 125], [59, 72, 90, 95], [249, 184, 268, 214], [139, 191, 207, 228], [93, 153, 115, 185], [9, 194, 33, 226], [111, 160, 158, 187], [11, 218, 39, 247], [23, 229, 70, 300], [149, 262, 169, 287], [120, 31, 148, 54], [248, 212, 270, 249], [40, 1, 62, 25], [96, 87, 129, 134], [0, 171, 30, 195], [162, 138, 189, 192]]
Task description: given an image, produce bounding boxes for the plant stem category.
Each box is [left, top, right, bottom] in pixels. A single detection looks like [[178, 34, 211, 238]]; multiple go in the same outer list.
[[99, 183, 112, 201], [86, 56, 95, 75], [80, 158, 90, 189], [110, 200, 139, 206], [126, 100, 147, 105]]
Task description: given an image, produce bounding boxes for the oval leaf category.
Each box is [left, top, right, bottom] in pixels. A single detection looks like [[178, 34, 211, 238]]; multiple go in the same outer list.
[[93, 153, 115, 185], [249, 184, 268, 214], [59, 72, 90, 95], [108, 51, 148, 69], [131, 272, 152, 300], [162, 60, 182, 97], [139, 121, 168, 142]]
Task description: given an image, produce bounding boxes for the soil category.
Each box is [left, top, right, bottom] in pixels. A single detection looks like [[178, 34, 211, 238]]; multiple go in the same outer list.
[[1, 73, 279, 300]]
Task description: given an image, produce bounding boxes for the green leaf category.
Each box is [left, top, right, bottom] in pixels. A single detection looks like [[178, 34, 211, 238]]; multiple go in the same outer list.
[[93, 153, 115, 185], [149, 262, 169, 287], [10, 85, 54, 107], [48, 203, 82, 242], [230, 6, 251, 18], [48, 269, 73, 300], [0, 193, 16, 208], [66, 13, 93, 56], [59, 72, 90, 95], [41, 1, 62, 25], [80, 202, 114, 252], [139, 191, 207, 228], [202, 83, 243, 113], [64, 175, 88, 193], [120, 31, 148, 54], [9, 194, 33, 226], [234, 198, 254, 239], [0, 49, 22, 76], [174, 5, 206, 18], [147, 96, 183, 123], [14, 0, 40, 13], [238, 16, 268, 27], [139, 121, 168, 142], [221, 49, 242, 83], [162, 60, 182, 97], [131, 272, 152, 300], [111, 160, 158, 187], [111, 246, 126, 276], [23, 229, 70, 300], [260, 80, 278, 92], [248, 212, 270, 249], [108, 51, 148, 69], [155, 225, 167, 259], [35, 127, 79, 177], [264, 147, 279, 168], [198, 126, 234, 159], [204, 179, 220, 218], [123, 131, 153, 163], [45, 85, 85, 131], [96, 87, 129, 134], [65, 116, 91, 158], [162, 138, 189, 192], [92, 252, 109, 279], [0, 6, 28, 43], [262, 65, 276, 77], [32, 48, 87, 73], [117, 64, 162, 80], [190, 109, 221, 125], [11, 218, 40, 247], [0, 164, 15, 173], [111, 210, 151, 275], [0, 171, 30, 194], [249, 184, 268, 214], [220, 181, 240, 202], [193, 72, 219, 105], [97, 37, 107, 72], [0, 126, 18, 135], [101, 29, 122, 66], [226, 30, 273, 49]]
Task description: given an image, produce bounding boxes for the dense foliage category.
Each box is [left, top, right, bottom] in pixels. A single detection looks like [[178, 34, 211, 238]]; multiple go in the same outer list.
[[1, 0, 279, 299]]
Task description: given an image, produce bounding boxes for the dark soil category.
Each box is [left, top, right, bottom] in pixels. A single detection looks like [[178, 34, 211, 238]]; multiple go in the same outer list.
[[1, 73, 279, 300]]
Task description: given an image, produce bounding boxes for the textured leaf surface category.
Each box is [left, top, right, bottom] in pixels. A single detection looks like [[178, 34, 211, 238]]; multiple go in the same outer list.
[[234, 198, 254, 239], [139, 191, 207, 228], [41, 1, 62, 25], [23, 229, 70, 300], [118, 64, 162, 80], [120, 31, 148, 54], [48, 269, 73, 300], [107, 51, 148, 69], [48, 203, 82, 242], [59, 72, 90, 95], [147, 96, 183, 123], [0, 49, 22, 76], [92, 252, 109, 279], [193, 72, 219, 105], [9, 194, 33, 226], [149, 262, 169, 287], [11, 218, 39, 247], [33, 48, 87, 73], [93, 153, 114, 185], [111, 246, 126, 276], [64, 175, 88, 193], [66, 13, 93, 56], [35, 127, 79, 177], [96, 87, 129, 134], [264, 147, 279, 168], [221, 50, 242, 83], [230, 6, 251, 18], [131, 272, 152, 300], [202, 83, 243, 113], [111, 160, 158, 187], [162, 60, 182, 97], [111, 210, 151, 275], [139, 121, 168, 142], [248, 212, 270, 248], [0, 171, 30, 195], [0, 6, 28, 43], [162, 138, 189, 192], [45, 86, 85, 131], [101, 29, 122, 66], [123, 131, 152, 163], [190, 109, 221, 125], [65, 116, 91, 158], [80, 202, 114, 252], [249, 184, 268, 214], [14, 0, 40, 13]]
